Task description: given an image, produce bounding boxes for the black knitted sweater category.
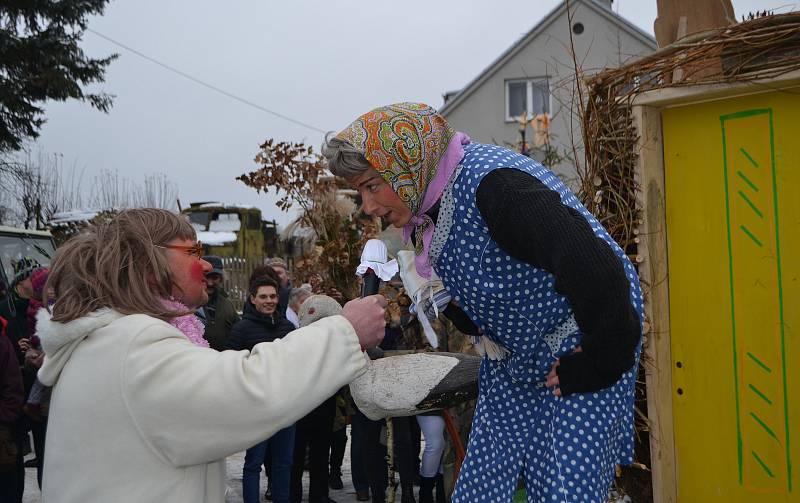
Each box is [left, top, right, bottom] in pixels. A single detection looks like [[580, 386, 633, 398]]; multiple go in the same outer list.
[[435, 169, 641, 396]]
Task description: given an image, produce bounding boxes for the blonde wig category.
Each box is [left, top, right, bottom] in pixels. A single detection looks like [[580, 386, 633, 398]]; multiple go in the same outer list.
[[47, 208, 196, 323]]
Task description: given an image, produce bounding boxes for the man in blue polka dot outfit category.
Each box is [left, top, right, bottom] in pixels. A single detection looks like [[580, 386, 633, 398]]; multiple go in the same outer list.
[[324, 103, 643, 503]]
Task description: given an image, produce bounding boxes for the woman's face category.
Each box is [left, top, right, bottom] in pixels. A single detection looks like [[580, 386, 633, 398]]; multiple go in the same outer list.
[[346, 170, 412, 228], [165, 238, 212, 310], [251, 285, 278, 316]]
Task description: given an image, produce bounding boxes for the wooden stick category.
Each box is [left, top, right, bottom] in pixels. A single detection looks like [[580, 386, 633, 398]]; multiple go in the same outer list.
[[387, 419, 397, 503], [442, 409, 465, 482]]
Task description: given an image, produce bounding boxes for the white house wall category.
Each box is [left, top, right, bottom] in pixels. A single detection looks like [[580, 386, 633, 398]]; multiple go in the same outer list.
[[442, 2, 654, 185]]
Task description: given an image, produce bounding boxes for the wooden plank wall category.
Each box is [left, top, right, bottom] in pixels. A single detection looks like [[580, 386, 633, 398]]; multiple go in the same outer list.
[[633, 105, 678, 503]]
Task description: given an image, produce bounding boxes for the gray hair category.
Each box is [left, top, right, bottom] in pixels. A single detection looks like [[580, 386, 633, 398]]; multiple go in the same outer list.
[[265, 257, 288, 270], [321, 132, 373, 178], [288, 287, 312, 308]]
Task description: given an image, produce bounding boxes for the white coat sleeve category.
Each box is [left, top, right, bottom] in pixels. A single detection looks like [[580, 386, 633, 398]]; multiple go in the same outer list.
[[121, 315, 366, 467]]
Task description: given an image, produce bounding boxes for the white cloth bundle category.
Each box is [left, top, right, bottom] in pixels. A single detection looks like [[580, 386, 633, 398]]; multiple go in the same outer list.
[[355, 239, 398, 281], [397, 250, 451, 348]]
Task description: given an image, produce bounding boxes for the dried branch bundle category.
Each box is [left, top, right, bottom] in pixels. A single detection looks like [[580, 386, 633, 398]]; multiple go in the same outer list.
[[579, 13, 800, 500], [581, 14, 800, 256], [238, 139, 379, 299]]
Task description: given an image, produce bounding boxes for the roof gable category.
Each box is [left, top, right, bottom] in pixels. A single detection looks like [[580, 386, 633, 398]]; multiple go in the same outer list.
[[439, 0, 657, 115]]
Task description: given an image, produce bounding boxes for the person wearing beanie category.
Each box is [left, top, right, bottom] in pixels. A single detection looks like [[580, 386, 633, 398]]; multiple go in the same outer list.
[[18, 266, 51, 487], [12, 256, 40, 291], [196, 256, 239, 351], [0, 256, 41, 362], [26, 267, 50, 334]]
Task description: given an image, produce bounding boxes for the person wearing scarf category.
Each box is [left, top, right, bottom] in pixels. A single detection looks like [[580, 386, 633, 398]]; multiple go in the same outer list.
[[34, 208, 387, 503], [324, 103, 643, 503]]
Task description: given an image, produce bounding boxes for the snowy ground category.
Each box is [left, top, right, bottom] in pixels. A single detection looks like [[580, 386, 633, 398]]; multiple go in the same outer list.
[[22, 426, 373, 503]]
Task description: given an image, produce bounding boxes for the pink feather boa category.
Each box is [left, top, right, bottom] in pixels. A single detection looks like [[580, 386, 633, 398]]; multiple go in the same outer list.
[[162, 299, 209, 348]]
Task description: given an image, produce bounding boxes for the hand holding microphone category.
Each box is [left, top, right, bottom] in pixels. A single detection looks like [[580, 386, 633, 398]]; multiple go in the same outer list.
[[342, 296, 387, 350], [357, 239, 397, 297], [352, 239, 397, 349], [347, 240, 480, 419]]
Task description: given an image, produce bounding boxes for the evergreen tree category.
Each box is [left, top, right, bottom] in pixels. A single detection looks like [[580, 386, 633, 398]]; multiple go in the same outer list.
[[0, 1, 118, 152]]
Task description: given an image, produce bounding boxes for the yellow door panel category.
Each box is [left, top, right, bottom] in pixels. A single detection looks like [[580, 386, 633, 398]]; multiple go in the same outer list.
[[662, 90, 799, 501]]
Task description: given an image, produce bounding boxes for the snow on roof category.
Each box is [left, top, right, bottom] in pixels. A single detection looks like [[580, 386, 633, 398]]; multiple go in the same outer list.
[[196, 202, 257, 210], [209, 213, 241, 232], [197, 231, 238, 246], [280, 218, 316, 241], [49, 210, 101, 227], [0, 225, 53, 237]]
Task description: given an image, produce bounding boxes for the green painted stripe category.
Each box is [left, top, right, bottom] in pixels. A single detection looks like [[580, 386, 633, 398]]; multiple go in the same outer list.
[[720, 116, 743, 484], [753, 451, 776, 478], [748, 384, 773, 405], [721, 108, 771, 120], [740, 225, 763, 247], [737, 170, 759, 192], [750, 411, 780, 441], [768, 109, 792, 492], [738, 190, 764, 218], [740, 147, 760, 168], [747, 352, 772, 373]]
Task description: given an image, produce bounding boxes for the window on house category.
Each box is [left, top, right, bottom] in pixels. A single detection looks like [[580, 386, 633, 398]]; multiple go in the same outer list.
[[505, 78, 550, 121]]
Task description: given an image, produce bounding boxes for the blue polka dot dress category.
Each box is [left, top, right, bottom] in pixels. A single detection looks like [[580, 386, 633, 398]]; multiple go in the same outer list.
[[427, 143, 645, 503]]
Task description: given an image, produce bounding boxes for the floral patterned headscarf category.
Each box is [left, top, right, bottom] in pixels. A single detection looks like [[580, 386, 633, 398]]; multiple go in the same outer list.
[[336, 103, 470, 277]]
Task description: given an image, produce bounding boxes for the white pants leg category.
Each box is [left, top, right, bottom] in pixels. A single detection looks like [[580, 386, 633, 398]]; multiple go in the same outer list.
[[416, 414, 446, 477]]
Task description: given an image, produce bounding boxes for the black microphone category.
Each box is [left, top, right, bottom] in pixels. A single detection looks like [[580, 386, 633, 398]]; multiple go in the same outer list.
[[358, 239, 390, 360], [358, 239, 389, 298], [361, 268, 381, 297]]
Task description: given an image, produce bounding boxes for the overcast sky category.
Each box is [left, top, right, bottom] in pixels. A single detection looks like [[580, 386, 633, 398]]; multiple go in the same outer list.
[[34, 0, 795, 228]]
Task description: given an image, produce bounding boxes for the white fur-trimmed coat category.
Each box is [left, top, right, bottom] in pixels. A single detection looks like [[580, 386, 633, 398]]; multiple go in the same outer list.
[[36, 308, 365, 503]]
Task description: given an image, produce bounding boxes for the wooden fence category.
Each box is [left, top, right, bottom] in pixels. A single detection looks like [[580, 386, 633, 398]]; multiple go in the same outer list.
[[220, 256, 261, 313]]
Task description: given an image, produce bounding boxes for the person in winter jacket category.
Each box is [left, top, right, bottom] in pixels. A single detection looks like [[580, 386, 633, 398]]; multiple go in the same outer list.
[[0, 315, 25, 503], [0, 256, 41, 364], [228, 276, 294, 351], [197, 255, 239, 351], [228, 276, 296, 503], [19, 266, 51, 488], [37, 208, 387, 503]]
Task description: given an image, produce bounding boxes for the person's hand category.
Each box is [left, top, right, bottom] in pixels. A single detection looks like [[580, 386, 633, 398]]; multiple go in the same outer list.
[[32, 352, 45, 368], [342, 295, 387, 350], [25, 348, 44, 369], [18, 338, 31, 352], [546, 346, 582, 397]]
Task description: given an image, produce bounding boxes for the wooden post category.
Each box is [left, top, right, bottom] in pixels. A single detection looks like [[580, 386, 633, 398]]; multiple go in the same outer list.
[[633, 105, 678, 503], [442, 409, 465, 481], [387, 419, 397, 503], [654, 0, 735, 48]]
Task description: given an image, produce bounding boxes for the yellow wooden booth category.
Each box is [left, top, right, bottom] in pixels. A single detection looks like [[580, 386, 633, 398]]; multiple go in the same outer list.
[[634, 70, 800, 502]]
